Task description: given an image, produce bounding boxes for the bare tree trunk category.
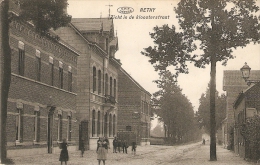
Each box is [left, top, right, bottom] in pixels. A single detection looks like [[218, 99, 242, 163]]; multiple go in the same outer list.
[[209, 6, 217, 160], [0, 0, 11, 163]]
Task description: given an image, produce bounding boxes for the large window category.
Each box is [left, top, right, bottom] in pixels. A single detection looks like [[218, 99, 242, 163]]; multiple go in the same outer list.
[[105, 74, 108, 95], [113, 115, 116, 136], [92, 110, 95, 137], [68, 66, 72, 92], [35, 50, 41, 81], [97, 111, 101, 136], [49, 56, 54, 86], [109, 114, 112, 137], [104, 113, 108, 137], [16, 108, 22, 142], [18, 41, 25, 76], [67, 112, 72, 141], [98, 70, 102, 94], [59, 61, 63, 89], [114, 79, 117, 99], [57, 111, 62, 141], [93, 67, 96, 92], [110, 77, 113, 96], [34, 108, 40, 143]]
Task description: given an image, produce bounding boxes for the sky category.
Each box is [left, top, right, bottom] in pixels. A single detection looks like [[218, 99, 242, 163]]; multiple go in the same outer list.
[[67, 0, 260, 116]]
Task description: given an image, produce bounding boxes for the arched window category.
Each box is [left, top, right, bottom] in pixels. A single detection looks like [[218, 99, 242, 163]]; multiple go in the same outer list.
[[109, 114, 112, 137], [113, 115, 116, 136], [114, 79, 117, 99], [105, 74, 108, 96], [92, 110, 95, 137], [98, 70, 102, 94], [93, 67, 96, 92], [97, 111, 101, 136], [104, 113, 108, 137], [110, 77, 113, 96]]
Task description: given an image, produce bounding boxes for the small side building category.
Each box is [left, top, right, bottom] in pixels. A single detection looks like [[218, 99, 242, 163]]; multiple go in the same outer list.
[[233, 82, 260, 159], [223, 70, 260, 149]]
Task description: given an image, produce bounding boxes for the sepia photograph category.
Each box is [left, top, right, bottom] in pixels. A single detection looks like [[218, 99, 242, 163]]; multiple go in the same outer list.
[[0, 0, 260, 164]]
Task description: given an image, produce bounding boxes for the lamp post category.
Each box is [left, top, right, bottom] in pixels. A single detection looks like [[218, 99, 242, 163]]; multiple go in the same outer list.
[[240, 62, 260, 86]]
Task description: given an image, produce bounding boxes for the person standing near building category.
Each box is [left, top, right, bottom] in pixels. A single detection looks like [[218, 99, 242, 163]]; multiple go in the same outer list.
[[59, 139, 69, 165], [96, 137, 108, 165], [117, 139, 122, 153], [80, 140, 85, 157], [132, 141, 137, 155], [112, 137, 118, 153], [122, 140, 128, 154], [104, 137, 110, 152]]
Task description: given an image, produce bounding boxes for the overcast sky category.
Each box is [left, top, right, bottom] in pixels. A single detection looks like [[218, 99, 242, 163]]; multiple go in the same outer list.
[[67, 0, 260, 114]]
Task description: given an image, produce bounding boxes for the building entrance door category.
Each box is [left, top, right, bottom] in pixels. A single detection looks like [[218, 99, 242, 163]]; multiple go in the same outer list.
[[79, 120, 89, 150]]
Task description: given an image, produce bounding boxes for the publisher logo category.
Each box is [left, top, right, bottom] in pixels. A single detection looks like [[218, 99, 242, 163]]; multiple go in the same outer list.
[[117, 7, 134, 14]]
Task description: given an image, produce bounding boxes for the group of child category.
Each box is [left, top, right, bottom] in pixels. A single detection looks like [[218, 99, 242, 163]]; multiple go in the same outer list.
[[112, 137, 137, 155], [59, 137, 138, 165]]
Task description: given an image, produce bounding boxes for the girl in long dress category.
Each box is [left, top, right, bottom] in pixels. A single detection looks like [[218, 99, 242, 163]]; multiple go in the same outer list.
[[96, 137, 108, 165], [59, 139, 69, 165]]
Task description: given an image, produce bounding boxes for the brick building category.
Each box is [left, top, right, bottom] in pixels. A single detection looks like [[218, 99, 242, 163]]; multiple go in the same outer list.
[[118, 68, 151, 145], [233, 82, 260, 159], [55, 17, 121, 150], [222, 70, 260, 149], [6, 7, 80, 157]]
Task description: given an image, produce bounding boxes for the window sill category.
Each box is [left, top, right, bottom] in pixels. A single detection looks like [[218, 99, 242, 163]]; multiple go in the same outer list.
[[33, 141, 47, 145], [15, 141, 24, 146]]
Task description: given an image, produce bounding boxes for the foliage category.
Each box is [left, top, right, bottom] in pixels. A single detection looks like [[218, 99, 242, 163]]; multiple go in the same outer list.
[[240, 115, 260, 160], [16, 0, 71, 34], [141, 0, 260, 80], [142, 0, 260, 159], [153, 80, 199, 143], [197, 84, 226, 133]]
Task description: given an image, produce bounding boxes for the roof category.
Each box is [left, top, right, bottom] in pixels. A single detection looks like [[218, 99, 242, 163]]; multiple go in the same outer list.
[[223, 70, 260, 91], [71, 18, 113, 33], [120, 67, 152, 96], [233, 82, 260, 109]]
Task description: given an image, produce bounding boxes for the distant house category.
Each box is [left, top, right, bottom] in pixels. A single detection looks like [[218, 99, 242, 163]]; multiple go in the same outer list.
[[222, 70, 260, 149], [233, 82, 260, 159]]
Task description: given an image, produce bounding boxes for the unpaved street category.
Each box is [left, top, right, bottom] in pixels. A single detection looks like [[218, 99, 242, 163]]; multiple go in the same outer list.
[[10, 142, 253, 165]]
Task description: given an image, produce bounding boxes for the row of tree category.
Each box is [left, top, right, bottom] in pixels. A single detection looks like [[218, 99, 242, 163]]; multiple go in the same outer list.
[[197, 85, 226, 134], [152, 75, 201, 144]]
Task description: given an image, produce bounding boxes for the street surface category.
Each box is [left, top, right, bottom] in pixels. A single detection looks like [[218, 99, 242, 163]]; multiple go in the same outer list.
[[9, 142, 255, 165]]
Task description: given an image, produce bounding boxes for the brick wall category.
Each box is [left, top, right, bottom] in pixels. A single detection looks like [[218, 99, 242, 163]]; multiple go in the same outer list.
[[6, 19, 79, 154]]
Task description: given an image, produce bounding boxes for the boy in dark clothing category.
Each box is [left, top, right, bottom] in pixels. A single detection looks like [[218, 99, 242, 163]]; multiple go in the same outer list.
[[112, 137, 118, 153], [117, 140, 122, 153], [122, 140, 128, 154], [132, 142, 137, 155]]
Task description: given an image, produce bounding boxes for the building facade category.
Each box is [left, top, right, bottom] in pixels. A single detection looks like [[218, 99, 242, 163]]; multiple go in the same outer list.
[[233, 82, 260, 159], [6, 12, 79, 157], [223, 70, 260, 149], [55, 17, 121, 150], [117, 68, 151, 146]]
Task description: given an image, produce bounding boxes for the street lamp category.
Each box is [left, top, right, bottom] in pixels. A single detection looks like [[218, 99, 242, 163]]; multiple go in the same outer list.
[[240, 62, 260, 86]]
